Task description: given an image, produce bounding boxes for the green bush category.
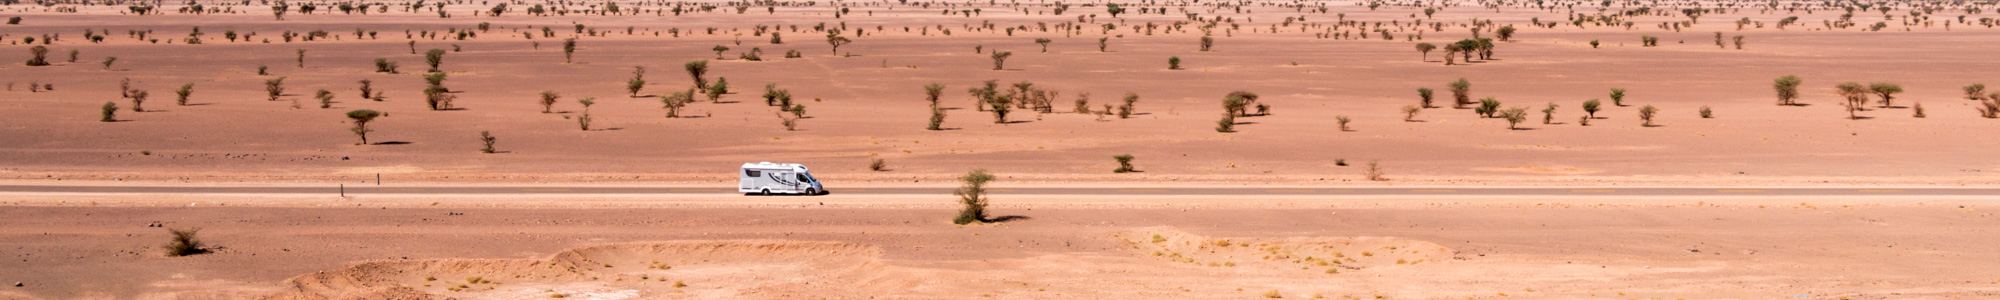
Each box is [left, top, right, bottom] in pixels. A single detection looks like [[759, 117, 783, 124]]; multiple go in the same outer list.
[[1582, 99, 1601, 118], [951, 169, 995, 224], [424, 49, 445, 72], [1475, 97, 1500, 117], [1112, 154, 1135, 173], [1639, 105, 1660, 126], [1448, 79, 1470, 108], [100, 102, 117, 122], [175, 83, 194, 105], [539, 91, 559, 113], [346, 109, 381, 144], [479, 131, 497, 153]]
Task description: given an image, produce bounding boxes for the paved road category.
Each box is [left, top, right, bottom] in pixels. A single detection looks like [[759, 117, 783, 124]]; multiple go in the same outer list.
[[1, 185, 1995, 196]]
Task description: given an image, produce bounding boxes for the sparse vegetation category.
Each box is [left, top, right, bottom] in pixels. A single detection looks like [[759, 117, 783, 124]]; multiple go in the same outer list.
[[1499, 106, 1527, 129], [562, 38, 577, 63], [1365, 160, 1386, 181], [539, 91, 559, 113], [128, 90, 149, 112], [1034, 38, 1051, 52], [264, 77, 286, 101], [479, 131, 497, 153], [1415, 43, 1436, 61], [952, 169, 995, 225], [1836, 82, 1870, 119], [1402, 105, 1421, 121], [990, 51, 1012, 70], [1700, 106, 1714, 118], [1119, 92, 1139, 119], [1869, 83, 1903, 108], [1337, 115, 1352, 131], [1639, 105, 1660, 126], [25, 46, 48, 66], [373, 58, 399, 74], [577, 98, 596, 130], [1541, 103, 1558, 124], [1416, 88, 1434, 108], [315, 89, 333, 108], [1583, 99, 1601, 118], [1113, 154, 1135, 173], [1476, 97, 1501, 117], [1609, 88, 1627, 106], [1168, 56, 1180, 70], [101, 56, 116, 69], [627, 66, 646, 96], [175, 84, 193, 106], [1966, 84, 1988, 100], [662, 89, 694, 118], [684, 60, 710, 89], [1448, 79, 1471, 109], [424, 49, 446, 72], [100, 102, 117, 122], [869, 158, 886, 171]]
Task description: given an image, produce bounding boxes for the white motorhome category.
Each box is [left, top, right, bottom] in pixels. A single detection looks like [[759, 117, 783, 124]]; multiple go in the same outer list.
[[738, 162, 825, 195]]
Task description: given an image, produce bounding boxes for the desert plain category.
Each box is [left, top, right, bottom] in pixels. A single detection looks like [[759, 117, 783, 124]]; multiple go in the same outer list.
[[2, 0, 1999, 298]]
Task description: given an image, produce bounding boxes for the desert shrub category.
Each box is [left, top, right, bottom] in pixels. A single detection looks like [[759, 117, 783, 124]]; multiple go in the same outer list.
[[175, 83, 193, 105], [100, 56, 116, 69], [424, 49, 445, 72], [1119, 92, 1139, 118], [373, 58, 399, 74], [1034, 38, 1051, 52], [711, 45, 729, 59], [1414, 43, 1435, 61], [257, 65, 268, 76], [1699, 106, 1713, 118], [100, 102, 117, 122], [1639, 105, 1660, 126], [869, 158, 886, 171], [662, 89, 693, 118], [1979, 99, 2000, 118], [357, 80, 374, 100], [1336, 115, 1352, 131], [1869, 83, 1903, 107], [1402, 105, 1421, 121], [778, 112, 799, 131], [1582, 99, 1601, 118], [310, 89, 332, 108], [24, 46, 48, 66], [1415, 87, 1435, 108], [66, 49, 76, 63], [1112, 154, 1135, 173], [1498, 106, 1527, 129], [990, 51, 1012, 70], [1167, 56, 1180, 70], [983, 88, 1013, 123], [923, 83, 945, 107], [1365, 160, 1386, 181], [788, 104, 806, 119], [164, 228, 206, 256], [1475, 97, 1500, 117], [1216, 114, 1235, 132], [1912, 102, 1926, 118], [1609, 88, 1627, 106], [1835, 82, 1870, 118], [479, 131, 496, 153], [684, 60, 709, 89], [1199, 36, 1213, 51], [1497, 25, 1516, 41], [264, 77, 286, 101], [763, 84, 790, 106], [951, 169, 995, 224], [706, 78, 730, 102], [1773, 75, 1801, 105], [627, 66, 646, 96], [576, 98, 596, 130], [1590, 40, 1599, 48], [927, 106, 946, 130], [1966, 84, 1988, 100], [1448, 79, 1471, 108], [1222, 91, 1259, 117], [1097, 37, 1108, 52], [121, 89, 150, 112], [1732, 35, 1744, 49], [784, 50, 802, 58], [346, 109, 381, 144], [562, 38, 577, 63], [1539, 103, 1558, 124], [539, 91, 559, 113], [295, 49, 306, 67]]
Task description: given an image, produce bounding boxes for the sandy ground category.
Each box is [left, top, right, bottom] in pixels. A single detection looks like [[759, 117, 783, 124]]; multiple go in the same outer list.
[[4, 194, 2000, 299], [5, 0, 2000, 298]]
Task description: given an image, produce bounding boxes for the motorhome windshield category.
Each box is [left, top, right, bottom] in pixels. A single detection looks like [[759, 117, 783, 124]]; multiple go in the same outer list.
[[799, 173, 817, 183]]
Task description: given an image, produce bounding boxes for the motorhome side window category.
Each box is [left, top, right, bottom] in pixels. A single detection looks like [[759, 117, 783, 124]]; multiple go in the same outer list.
[[745, 170, 761, 177]]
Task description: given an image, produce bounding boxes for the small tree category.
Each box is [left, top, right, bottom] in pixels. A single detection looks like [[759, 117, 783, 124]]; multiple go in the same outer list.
[[1732, 35, 1744, 49], [1639, 105, 1660, 126], [990, 51, 1012, 70], [1336, 115, 1352, 131], [627, 66, 647, 96], [662, 89, 693, 118], [1416, 87, 1435, 108], [373, 58, 399, 74], [577, 98, 595, 130], [25, 46, 49, 66], [1496, 25, 1516, 41], [712, 45, 730, 59], [684, 60, 709, 89], [1119, 92, 1139, 119], [1034, 38, 1051, 52], [479, 131, 497, 153], [1836, 82, 1870, 118], [952, 169, 996, 224], [1216, 114, 1235, 132], [562, 38, 577, 63], [927, 106, 946, 130], [1965, 84, 1988, 100], [1098, 37, 1108, 52], [346, 109, 381, 145], [1609, 88, 1627, 106], [315, 89, 334, 108], [1582, 99, 1602, 118], [1199, 36, 1213, 51], [101, 56, 116, 69], [174, 83, 194, 105], [100, 102, 117, 122], [1112, 154, 1136, 173], [264, 77, 286, 101], [826, 33, 851, 54], [123, 89, 149, 112], [1448, 78, 1471, 108], [923, 83, 946, 107], [1402, 105, 1421, 121], [539, 91, 559, 113], [1499, 106, 1527, 129], [1415, 43, 1436, 61], [1774, 75, 1802, 105], [1167, 56, 1180, 70], [1869, 82, 1903, 107], [424, 49, 445, 72], [707, 78, 730, 102]]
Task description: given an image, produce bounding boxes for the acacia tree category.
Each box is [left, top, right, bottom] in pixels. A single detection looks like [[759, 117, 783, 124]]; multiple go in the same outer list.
[[826, 33, 851, 54], [346, 109, 381, 145], [990, 51, 1012, 70], [684, 60, 709, 89], [538, 91, 559, 113], [1415, 43, 1436, 61], [951, 169, 995, 225], [562, 38, 577, 63], [1034, 38, 1051, 52], [1869, 82, 1903, 107], [1836, 82, 1870, 118], [1583, 99, 1602, 118], [1417, 87, 1434, 108], [25, 46, 49, 66], [1773, 75, 1802, 106], [1448, 78, 1471, 108], [661, 89, 693, 118]]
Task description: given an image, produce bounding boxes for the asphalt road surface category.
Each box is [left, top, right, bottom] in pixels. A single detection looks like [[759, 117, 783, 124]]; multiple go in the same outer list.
[[1, 185, 1995, 197]]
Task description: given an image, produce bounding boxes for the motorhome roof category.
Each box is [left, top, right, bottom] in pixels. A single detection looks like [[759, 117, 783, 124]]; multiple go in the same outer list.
[[742, 162, 807, 171]]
